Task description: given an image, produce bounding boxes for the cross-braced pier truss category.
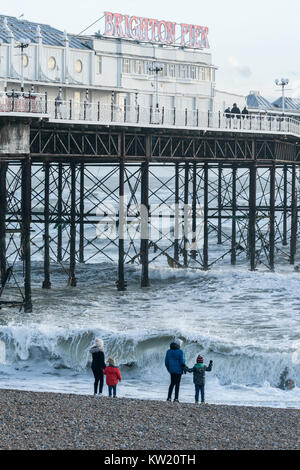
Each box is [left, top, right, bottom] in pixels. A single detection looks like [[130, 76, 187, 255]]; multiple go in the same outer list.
[[1, 115, 300, 312]]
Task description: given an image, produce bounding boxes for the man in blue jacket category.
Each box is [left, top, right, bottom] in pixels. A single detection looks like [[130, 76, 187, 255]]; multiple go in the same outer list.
[[165, 338, 186, 403]]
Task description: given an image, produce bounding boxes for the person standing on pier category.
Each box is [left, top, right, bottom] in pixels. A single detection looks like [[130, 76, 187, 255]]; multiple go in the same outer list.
[[225, 106, 231, 118], [225, 106, 232, 128], [231, 103, 241, 129], [165, 338, 186, 403], [90, 338, 106, 397], [55, 87, 63, 119], [242, 106, 249, 118], [231, 103, 241, 118]]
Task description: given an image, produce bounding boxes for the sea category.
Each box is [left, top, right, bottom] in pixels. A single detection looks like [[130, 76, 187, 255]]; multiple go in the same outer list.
[[0, 166, 299, 408]]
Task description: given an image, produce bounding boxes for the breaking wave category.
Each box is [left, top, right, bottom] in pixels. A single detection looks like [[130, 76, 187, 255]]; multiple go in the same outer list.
[[0, 325, 299, 389]]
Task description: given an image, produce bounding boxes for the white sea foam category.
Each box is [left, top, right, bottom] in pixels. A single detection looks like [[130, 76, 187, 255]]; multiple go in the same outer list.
[[0, 320, 299, 408]]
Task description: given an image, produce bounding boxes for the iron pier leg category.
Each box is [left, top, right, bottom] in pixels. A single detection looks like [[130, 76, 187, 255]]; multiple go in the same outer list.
[[68, 162, 77, 286], [118, 134, 126, 291], [0, 162, 7, 287], [283, 165, 288, 246], [141, 159, 150, 288], [231, 165, 237, 266], [79, 163, 85, 264], [57, 163, 63, 262], [290, 165, 297, 265], [183, 162, 189, 267], [22, 158, 32, 313], [43, 162, 51, 288], [191, 162, 197, 260], [174, 163, 179, 264], [218, 163, 222, 245], [249, 164, 257, 271], [203, 163, 209, 270], [269, 164, 275, 272]]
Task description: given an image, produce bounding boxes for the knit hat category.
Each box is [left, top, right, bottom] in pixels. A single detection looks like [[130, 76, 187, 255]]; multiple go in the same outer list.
[[174, 338, 183, 348], [197, 355, 204, 364], [95, 338, 104, 351], [108, 356, 116, 366]]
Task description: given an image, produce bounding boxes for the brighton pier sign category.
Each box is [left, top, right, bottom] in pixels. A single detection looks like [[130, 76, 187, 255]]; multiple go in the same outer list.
[[103, 12, 210, 49]]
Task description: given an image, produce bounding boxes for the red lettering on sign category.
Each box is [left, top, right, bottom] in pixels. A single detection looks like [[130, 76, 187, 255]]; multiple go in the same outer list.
[[148, 18, 159, 42], [104, 12, 114, 36], [140, 17, 149, 41], [194, 25, 202, 48], [158, 21, 168, 43], [114, 13, 124, 37], [124, 15, 130, 38], [189, 24, 194, 47], [167, 22, 176, 44], [103, 12, 209, 49], [181, 24, 189, 46], [201, 26, 209, 48], [129, 16, 139, 40]]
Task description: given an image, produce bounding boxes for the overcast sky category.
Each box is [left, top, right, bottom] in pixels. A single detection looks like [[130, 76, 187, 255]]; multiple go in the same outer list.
[[1, 0, 299, 99]]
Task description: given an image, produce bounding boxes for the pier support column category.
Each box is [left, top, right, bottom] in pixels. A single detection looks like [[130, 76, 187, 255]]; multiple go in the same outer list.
[[249, 164, 257, 271], [174, 163, 180, 264], [0, 161, 7, 287], [42, 162, 51, 288], [79, 163, 85, 264], [183, 162, 189, 267], [68, 162, 77, 286], [141, 159, 150, 288], [290, 165, 297, 265], [231, 165, 237, 266], [21, 157, 32, 313], [191, 162, 197, 260], [118, 133, 126, 291], [203, 163, 209, 270], [57, 163, 63, 263], [269, 164, 275, 272], [218, 163, 223, 245], [283, 165, 288, 246]]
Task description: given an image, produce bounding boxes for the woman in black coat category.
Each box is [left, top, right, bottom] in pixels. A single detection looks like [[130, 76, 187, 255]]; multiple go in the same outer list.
[[90, 338, 106, 397]]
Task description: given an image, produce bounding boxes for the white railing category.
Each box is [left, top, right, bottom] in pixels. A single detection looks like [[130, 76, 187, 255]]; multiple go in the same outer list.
[[1, 91, 300, 137], [49, 101, 300, 136]]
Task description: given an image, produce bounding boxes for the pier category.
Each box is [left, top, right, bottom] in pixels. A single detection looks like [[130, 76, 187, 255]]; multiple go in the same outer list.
[[0, 93, 300, 312]]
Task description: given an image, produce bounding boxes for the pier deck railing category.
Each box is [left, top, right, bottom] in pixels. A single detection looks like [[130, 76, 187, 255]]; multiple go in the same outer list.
[[1, 91, 300, 136], [0, 91, 47, 114]]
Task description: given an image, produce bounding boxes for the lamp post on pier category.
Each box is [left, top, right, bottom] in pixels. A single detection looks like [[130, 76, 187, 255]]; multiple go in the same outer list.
[[275, 78, 289, 115], [15, 38, 30, 93], [149, 62, 163, 123]]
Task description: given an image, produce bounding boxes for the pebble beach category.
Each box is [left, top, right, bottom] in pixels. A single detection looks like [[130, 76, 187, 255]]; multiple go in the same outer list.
[[0, 389, 299, 450]]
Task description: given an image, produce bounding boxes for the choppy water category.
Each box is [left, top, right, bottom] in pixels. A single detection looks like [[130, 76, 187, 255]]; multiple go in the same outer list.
[[0, 262, 299, 408], [0, 166, 299, 408]]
